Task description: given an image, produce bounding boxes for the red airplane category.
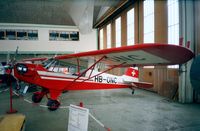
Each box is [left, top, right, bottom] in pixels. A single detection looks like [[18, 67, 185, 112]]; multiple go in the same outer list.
[[13, 43, 194, 111]]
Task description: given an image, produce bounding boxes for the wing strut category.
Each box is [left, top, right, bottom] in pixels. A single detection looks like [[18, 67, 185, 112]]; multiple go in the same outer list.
[[82, 62, 126, 82], [76, 58, 80, 75], [67, 55, 107, 87], [88, 66, 95, 78]]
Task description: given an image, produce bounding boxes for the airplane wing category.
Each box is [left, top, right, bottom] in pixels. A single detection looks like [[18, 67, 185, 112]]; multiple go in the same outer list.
[[22, 57, 48, 62], [54, 43, 194, 67]]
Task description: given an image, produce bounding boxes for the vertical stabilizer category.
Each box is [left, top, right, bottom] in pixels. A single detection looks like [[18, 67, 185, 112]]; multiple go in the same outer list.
[[123, 67, 139, 83]]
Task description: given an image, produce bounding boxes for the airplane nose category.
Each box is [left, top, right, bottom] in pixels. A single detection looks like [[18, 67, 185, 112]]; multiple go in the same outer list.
[[16, 64, 28, 74]]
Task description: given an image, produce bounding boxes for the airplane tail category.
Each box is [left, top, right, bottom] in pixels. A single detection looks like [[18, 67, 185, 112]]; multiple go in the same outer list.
[[123, 67, 153, 88], [123, 67, 139, 82]]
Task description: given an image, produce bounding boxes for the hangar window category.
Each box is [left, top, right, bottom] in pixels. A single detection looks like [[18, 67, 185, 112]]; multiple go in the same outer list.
[[168, 0, 179, 45], [70, 32, 79, 41], [115, 17, 121, 47], [0, 30, 5, 40], [143, 0, 154, 68], [168, 0, 179, 68], [99, 29, 104, 49], [49, 30, 79, 41], [28, 30, 38, 40], [107, 23, 111, 48], [49, 31, 59, 40], [60, 32, 69, 40], [127, 8, 134, 45], [143, 0, 154, 43], [6, 30, 16, 40], [0, 29, 38, 40], [17, 30, 27, 40]]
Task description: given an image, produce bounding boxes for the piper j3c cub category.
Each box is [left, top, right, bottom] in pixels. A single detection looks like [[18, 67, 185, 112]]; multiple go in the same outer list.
[[13, 43, 194, 111]]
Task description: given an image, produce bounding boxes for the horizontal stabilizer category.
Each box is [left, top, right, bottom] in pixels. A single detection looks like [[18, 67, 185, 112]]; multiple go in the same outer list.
[[132, 81, 153, 88]]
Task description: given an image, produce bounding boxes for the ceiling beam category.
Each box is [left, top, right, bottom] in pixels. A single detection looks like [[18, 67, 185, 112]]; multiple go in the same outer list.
[[93, 0, 134, 28]]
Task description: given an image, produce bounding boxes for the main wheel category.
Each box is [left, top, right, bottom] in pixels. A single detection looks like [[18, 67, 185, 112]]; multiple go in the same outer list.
[[32, 92, 43, 103], [47, 99, 60, 111]]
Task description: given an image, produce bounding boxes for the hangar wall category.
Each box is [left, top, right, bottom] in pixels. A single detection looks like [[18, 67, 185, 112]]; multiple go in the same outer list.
[[0, 23, 97, 54], [136, 0, 179, 99], [96, 0, 187, 100]]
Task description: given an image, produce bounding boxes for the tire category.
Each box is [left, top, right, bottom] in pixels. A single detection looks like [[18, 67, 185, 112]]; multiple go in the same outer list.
[[47, 99, 60, 111], [32, 93, 43, 103]]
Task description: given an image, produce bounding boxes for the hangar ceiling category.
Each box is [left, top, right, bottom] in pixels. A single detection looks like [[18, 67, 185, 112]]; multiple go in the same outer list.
[[0, 0, 122, 33]]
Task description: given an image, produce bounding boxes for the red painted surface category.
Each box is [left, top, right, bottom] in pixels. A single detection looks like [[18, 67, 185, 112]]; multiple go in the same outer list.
[[186, 41, 190, 48], [79, 102, 83, 107], [125, 67, 139, 78], [179, 37, 184, 46]]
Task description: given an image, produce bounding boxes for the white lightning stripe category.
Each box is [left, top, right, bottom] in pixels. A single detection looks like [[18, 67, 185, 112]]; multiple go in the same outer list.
[[37, 71, 87, 79], [40, 76, 94, 83], [40, 76, 129, 86]]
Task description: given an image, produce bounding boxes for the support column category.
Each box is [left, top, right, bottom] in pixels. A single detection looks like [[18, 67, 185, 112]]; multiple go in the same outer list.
[[135, 0, 143, 43], [121, 11, 127, 46], [179, 0, 194, 103], [103, 26, 107, 49], [111, 20, 116, 48], [154, 0, 168, 94], [154, 0, 168, 43]]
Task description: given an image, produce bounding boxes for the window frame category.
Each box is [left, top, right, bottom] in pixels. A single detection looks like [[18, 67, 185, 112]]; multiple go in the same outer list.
[[115, 17, 121, 47], [143, 0, 155, 43], [127, 8, 135, 46], [106, 23, 111, 48]]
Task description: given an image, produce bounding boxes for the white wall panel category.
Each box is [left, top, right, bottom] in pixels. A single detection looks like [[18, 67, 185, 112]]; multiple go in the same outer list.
[[0, 23, 97, 53]]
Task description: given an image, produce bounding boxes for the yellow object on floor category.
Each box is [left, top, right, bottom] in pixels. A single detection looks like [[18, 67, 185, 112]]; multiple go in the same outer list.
[[0, 114, 25, 131]]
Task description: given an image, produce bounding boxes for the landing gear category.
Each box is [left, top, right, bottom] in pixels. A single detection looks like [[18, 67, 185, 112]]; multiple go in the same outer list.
[[31, 89, 61, 111], [130, 84, 135, 95], [32, 88, 48, 103], [32, 92, 44, 103], [47, 99, 60, 111], [132, 89, 135, 95]]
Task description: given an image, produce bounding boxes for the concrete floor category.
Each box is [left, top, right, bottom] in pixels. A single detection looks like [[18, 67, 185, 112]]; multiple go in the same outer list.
[[0, 86, 200, 131]]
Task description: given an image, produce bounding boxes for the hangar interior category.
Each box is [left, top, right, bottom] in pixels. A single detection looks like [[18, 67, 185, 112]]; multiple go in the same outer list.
[[0, 0, 200, 131]]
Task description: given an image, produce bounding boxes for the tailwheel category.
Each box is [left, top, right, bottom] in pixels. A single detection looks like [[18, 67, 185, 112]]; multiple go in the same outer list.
[[47, 99, 60, 111], [132, 89, 135, 95], [131, 88, 135, 95], [129, 86, 135, 95], [32, 92, 44, 103]]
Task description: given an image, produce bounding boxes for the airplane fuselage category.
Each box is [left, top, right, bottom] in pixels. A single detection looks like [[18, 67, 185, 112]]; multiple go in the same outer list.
[[14, 63, 132, 92]]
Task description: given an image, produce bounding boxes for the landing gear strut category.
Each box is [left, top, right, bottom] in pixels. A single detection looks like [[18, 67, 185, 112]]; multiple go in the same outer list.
[[130, 84, 136, 95], [47, 99, 60, 111], [132, 89, 135, 95], [32, 92, 43, 103], [32, 88, 48, 103]]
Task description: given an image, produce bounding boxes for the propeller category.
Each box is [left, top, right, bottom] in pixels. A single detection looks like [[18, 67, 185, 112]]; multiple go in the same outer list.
[[10, 46, 19, 68], [5, 46, 19, 114], [4, 46, 20, 87], [4, 46, 19, 70]]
